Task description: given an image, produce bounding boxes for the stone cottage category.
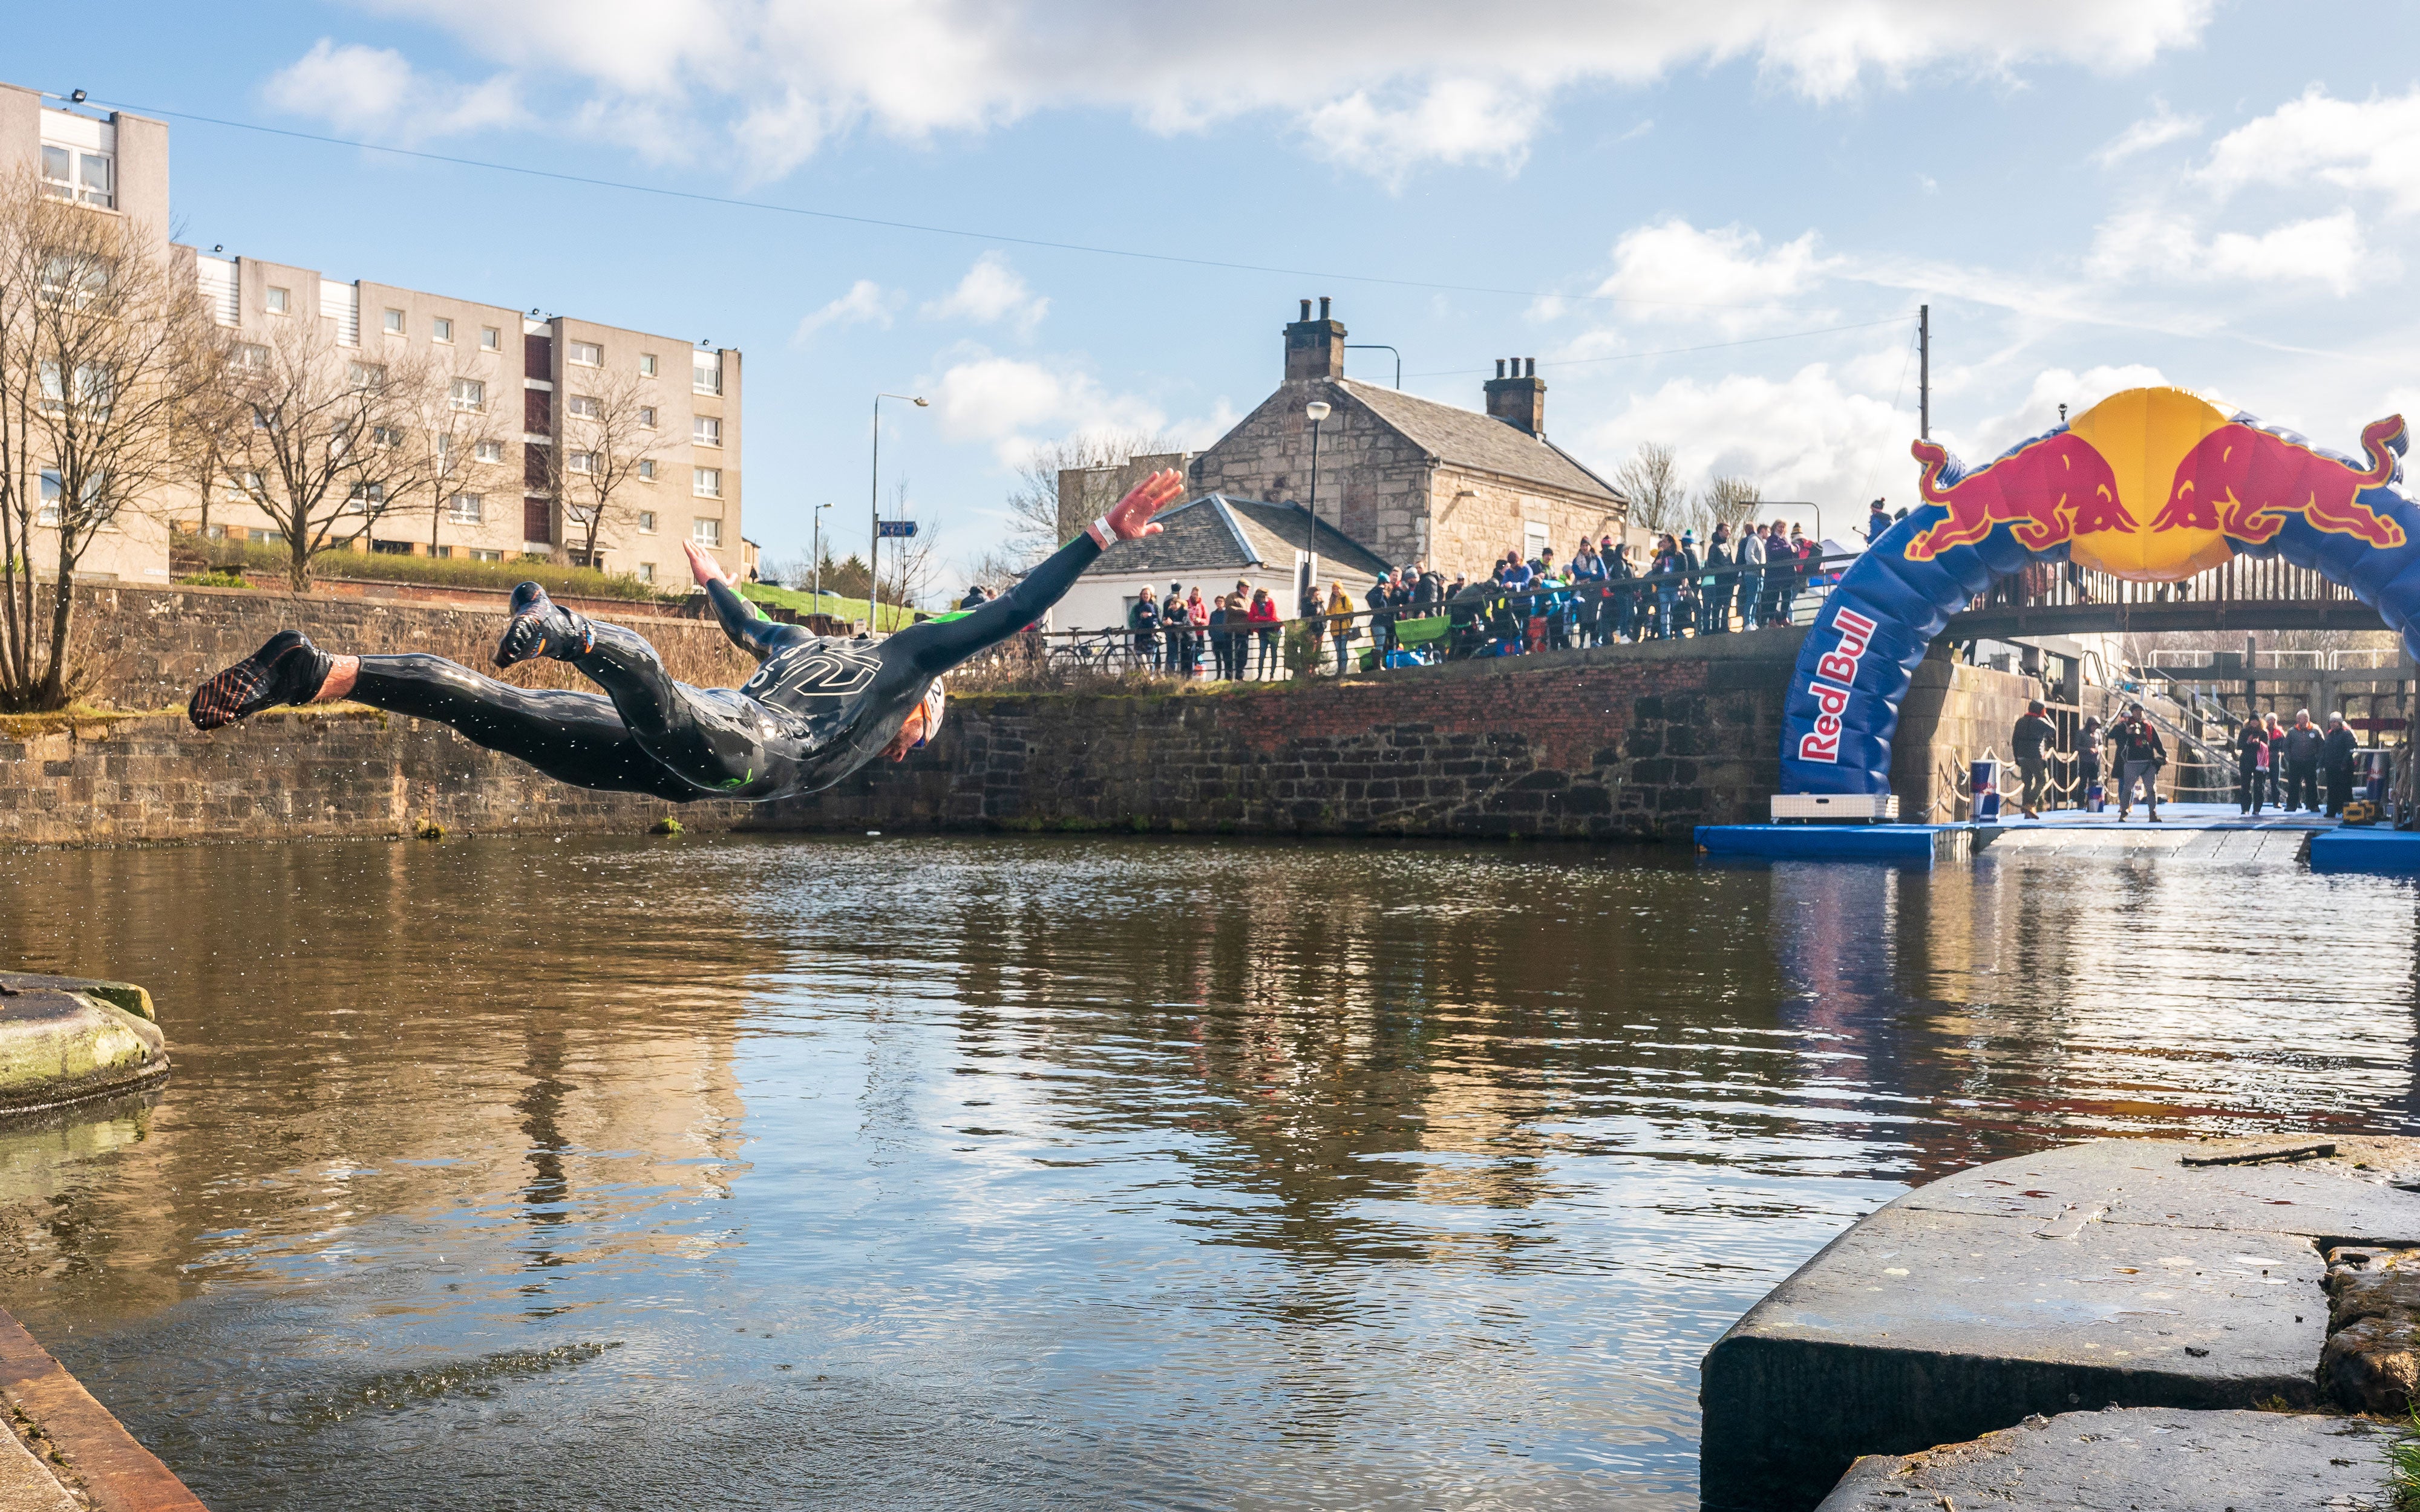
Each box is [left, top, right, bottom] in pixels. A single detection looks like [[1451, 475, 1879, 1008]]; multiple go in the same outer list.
[[1186, 299, 1629, 578]]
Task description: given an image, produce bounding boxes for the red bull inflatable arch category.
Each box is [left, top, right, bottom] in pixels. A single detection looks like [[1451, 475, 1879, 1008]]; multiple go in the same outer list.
[[1781, 386, 2413, 796]]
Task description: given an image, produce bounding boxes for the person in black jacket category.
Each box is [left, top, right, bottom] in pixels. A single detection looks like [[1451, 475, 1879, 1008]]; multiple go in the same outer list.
[[2108, 702, 2167, 821], [1128, 585, 1162, 672], [2281, 708, 2324, 812], [2010, 699, 2056, 818], [2322, 712, 2361, 816], [2235, 714, 2269, 816]]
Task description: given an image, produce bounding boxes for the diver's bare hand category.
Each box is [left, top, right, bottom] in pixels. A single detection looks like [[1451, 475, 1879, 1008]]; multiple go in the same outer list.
[[684, 539, 736, 589], [1086, 469, 1181, 547]]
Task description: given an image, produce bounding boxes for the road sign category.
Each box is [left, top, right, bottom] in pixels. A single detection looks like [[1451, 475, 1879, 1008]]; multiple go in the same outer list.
[[877, 520, 918, 538]]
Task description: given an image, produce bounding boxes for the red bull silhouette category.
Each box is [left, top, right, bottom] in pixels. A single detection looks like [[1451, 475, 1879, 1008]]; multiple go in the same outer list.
[[2151, 414, 2407, 549], [1905, 431, 2125, 561]]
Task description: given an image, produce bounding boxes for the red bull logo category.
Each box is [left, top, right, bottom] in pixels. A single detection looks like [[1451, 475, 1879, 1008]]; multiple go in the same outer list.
[[1794, 607, 1877, 764], [1902, 388, 2407, 581]]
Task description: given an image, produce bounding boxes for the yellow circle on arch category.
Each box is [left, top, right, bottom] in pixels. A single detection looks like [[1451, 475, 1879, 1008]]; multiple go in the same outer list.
[[2061, 387, 2235, 581]]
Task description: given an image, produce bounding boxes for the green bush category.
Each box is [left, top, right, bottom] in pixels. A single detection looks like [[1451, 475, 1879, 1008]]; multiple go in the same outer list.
[[191, 538, 671, 603], [174, 570, 249, 590]]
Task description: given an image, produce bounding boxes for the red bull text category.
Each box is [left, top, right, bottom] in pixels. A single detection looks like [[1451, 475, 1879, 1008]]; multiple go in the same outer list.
[[1794, 607, 1877, 764]]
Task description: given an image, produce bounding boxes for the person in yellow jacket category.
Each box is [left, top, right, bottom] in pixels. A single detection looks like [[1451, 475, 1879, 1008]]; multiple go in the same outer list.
[[1325, 582, 1357, 673]]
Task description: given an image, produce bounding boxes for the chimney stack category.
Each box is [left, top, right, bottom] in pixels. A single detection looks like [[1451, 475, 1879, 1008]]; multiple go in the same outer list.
[[1284, 296, 1347, 382], [1485, 356, 1546, 435]]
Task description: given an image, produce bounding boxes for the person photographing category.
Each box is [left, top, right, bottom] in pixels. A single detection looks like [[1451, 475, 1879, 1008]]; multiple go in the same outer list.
[[2108, 701, 2167, 822]]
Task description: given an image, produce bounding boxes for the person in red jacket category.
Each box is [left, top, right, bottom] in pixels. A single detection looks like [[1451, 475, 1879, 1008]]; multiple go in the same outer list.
[[1246, 588, 1280, 679]]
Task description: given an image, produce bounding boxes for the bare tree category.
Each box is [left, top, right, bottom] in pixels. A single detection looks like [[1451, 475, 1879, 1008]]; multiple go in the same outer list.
[[875, 480, 940, 619], [226, 319, 442, 591], [549, 368, 664, 570], [414, 358, 508, 556], [171, 342, 249, 551], [1004, 428, 1184, 565], [0, 169, 225, 708], [1614, 441, 1692, 534], [1698, 475, 1761, 534]]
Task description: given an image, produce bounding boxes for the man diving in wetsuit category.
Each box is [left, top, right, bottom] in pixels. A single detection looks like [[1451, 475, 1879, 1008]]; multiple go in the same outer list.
[[186, 469, 1182, 801]]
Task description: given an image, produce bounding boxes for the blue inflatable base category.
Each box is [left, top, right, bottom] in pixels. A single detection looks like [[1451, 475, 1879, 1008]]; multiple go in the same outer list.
[[1695, 824, 1963, 867], [2307, 827, 2420, 875]]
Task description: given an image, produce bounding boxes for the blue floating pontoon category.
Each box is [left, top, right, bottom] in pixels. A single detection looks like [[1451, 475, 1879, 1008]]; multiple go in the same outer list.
[[2307, 827, 2420, 875], [1694, 824, 1970, 867]]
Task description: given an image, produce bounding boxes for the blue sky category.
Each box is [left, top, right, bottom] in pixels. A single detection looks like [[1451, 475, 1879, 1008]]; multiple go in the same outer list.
[[18, 1, 2420, 582]]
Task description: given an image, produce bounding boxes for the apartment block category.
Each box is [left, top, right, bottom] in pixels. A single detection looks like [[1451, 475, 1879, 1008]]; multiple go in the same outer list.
[[0, 80, 742, 590]]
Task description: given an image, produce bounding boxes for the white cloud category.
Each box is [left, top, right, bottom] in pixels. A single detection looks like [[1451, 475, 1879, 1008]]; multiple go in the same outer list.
[[1958, 363, 2175, 460], [264, 39, 520, 141], [792, 279, 899, 345], [1301, 80, 1542, 184], [927, 350, 1170, 464], [2093, 97, 2202, 167], [1584, 364, 1921, 514], [1591, 218, 1834, 331], [2087, 206, 2384, 295], [2198, 86, 2420, 217], [922, 253, 1049, 334], [312, 0, 2212, 180]]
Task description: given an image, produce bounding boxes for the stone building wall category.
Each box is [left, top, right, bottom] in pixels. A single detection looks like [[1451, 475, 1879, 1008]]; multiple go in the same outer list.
[[1427, 471, 1630, 580], [1188, 382, 1433, 567]]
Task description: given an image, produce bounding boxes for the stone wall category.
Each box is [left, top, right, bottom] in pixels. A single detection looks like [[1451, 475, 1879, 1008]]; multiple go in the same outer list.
[[1191, 381, 1436, 567], [70, 581, 754, 713], [770, 631, 1804, 842]]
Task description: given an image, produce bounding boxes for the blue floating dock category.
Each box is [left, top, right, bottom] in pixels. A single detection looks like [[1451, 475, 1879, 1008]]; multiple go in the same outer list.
[[2309, 827, 2420, 875], [1695, 824, 1970, 867]]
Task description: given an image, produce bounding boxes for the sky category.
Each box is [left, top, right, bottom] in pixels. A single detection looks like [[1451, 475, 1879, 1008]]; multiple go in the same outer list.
[[17, 1, 2420, 586]]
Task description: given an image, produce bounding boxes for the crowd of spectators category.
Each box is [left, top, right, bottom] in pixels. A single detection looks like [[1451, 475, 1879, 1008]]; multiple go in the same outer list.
[[2234, 708, 2364, 816]]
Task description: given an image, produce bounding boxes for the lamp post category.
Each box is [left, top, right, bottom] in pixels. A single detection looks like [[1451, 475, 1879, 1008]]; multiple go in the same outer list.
[[811, 500, 832, 619], [871, 393, 927, 631], [1304, 399, 1331, 595]]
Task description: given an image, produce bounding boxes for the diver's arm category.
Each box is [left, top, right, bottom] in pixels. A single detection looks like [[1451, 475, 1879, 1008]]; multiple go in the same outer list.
[[894, 469, 1182, 677], [685, 540, 811, 662]]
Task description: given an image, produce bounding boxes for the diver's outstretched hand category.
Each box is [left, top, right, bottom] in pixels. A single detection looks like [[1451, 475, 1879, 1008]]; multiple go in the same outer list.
[[1086, 469, 1182, 547], [684, 538, 737, 590]]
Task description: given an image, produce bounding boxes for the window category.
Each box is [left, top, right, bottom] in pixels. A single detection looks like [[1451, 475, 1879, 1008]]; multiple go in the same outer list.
[[346, 481, 385, 512], [693, 353, 722, 394], [224, 469, 262, 501], [567, 503, 597, 525], [638, 510, 658, 533], [566, 394, 600, 419], [475, 440, 504, 463], [638, 405, 657, 429], [638, 459, 657, 481], [693, 415, 721, 446], [471, 549, 504, 562], [39, 144, 111, 209], [254, 530, 284, 547], [266, 285, 290, 315], [637, 561, 655, 582], [480, 326, 500, 351], [371, 425, 405, 449], [432, 317, 454, 344], [692, 517, 721, 546], [371, 538, 412, 555], [568, 341, 602, 367], [449, 493, 485, 524], [569, 451, 597, 475], [382, 308, 405, 336], [347, 361, 386, 390], [639, 354, 658, 377], [693, 467, 721, 497], [36, 471, 60, 527], [232, 342, 268, 370], [449, 377, 485, 411], [1522, 522, 1549, 562]]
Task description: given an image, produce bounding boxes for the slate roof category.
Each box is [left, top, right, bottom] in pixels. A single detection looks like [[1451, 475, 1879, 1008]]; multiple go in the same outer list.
[[1085, 495, 1392, 580], [1338, 379, 1624, 504]]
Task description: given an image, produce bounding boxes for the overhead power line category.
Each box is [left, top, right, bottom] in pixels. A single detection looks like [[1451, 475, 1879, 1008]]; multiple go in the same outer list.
[[1404, 316, 1915, 378], [90, 93, 1819, 314]]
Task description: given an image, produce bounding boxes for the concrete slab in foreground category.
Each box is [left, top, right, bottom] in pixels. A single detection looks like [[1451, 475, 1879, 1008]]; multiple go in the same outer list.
[[1700, 1135, 2420, 1511], [0, 974, 167, 1115], [1817, 1407, 2390, 1511]]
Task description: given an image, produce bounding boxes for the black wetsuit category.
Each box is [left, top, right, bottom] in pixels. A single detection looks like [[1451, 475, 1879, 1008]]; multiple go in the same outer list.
[[344, 530, 1104, 803]]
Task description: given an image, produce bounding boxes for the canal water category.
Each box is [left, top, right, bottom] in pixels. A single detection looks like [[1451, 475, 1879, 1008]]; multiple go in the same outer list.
[[2, 834, 2415, 1510]]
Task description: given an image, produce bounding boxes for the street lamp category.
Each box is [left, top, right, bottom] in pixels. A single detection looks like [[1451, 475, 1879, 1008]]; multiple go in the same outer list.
[[1304, 399, 1332, 593], [811, 500, 832, 618], [871, 393, 928, 631]]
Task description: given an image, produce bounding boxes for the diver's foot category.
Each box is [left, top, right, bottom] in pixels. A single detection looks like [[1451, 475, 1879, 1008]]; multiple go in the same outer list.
[[188, 630, 333, 730], [495, 582, 594, 668]]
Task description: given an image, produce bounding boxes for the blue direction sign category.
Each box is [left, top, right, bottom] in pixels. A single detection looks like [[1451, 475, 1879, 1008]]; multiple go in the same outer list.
[[877, 520, 918, 538]]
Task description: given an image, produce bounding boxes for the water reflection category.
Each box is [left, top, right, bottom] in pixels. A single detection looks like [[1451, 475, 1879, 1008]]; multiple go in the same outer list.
[[0, 834, 2412, 1509]]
